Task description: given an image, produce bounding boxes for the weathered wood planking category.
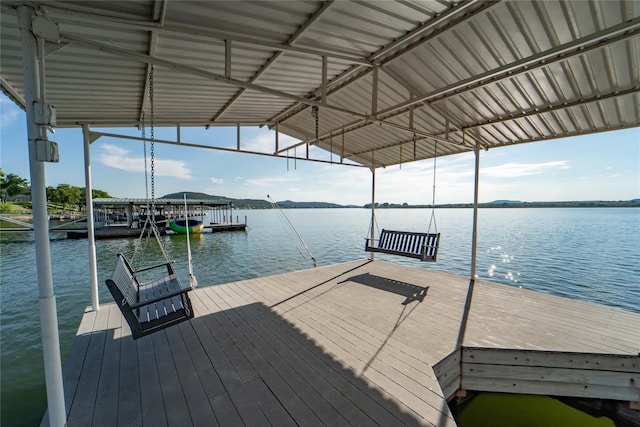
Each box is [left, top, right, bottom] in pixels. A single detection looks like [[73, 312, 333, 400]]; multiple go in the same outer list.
[[44, 260, 640, 426], [433, 349, 462, 400], [461, 348, 640, 401]]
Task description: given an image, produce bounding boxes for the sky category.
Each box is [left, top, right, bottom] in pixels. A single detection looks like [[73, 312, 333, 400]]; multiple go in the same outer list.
[[1, 93, 639, 206]]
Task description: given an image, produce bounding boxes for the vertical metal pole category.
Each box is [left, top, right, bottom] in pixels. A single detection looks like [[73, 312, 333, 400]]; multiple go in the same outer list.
[[470, 135, 481, 282], [82, 125, 99, 311], [236, 123, 240, 150], [457, 131, 481, 350], [275, 122, 279, 152], [225, 39, 232, 78], [321, 56, 327, 104], [371, 64, 378, 116], [370, 168, 376, 261], [17, 7, 66, 426]]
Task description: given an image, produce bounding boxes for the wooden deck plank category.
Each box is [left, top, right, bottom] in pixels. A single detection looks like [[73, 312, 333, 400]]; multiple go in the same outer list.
[[196, 287, 326, 426], [66, 304, 110, 426], [151, 329, 192, 426], [210, 284, 376, 427], [136, 334, 167, 427], [52, 260, 640, 426], [185, 294, 245, 427], [188, 291, 271, 427], [229, 269, 456, 426], [220, 278, 429, 427], [40, 307, 98, 427], [92, 305, 122, 427], [117, 311, 142, 427], [164, 324, 216, 427]]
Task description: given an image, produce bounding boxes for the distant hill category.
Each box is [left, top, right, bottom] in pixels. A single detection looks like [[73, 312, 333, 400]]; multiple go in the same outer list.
[[488, 200, 521, 204], [161, 192, 348, 209], [163, 192, 640, 209], [275, 200, 346, 209]]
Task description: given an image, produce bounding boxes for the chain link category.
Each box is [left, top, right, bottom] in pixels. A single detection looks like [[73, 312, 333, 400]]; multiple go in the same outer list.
[[312, 106, 319, 140]]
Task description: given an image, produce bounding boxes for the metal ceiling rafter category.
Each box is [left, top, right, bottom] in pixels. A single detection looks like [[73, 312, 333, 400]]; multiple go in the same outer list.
[[0, 75, 26, 109], [316, 17, 640, 150], [31, 2, 372, 66], [158, 23, 372, 66], [58, 33, 371, 120], [211, 0, 336, 123], [267, 0, 498, 126], [375, 17, 640, 121], [274, 16, 639, 146], [274, 113, 461, 157], [37, 1, 163, 26], [87, 130, 365, 168]]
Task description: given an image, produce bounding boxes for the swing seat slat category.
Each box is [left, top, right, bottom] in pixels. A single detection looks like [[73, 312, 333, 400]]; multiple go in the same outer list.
[[105, 253, 194, 339], [365, 229, 440, 262]]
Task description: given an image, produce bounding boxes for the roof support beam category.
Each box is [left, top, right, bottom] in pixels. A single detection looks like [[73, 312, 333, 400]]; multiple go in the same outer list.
[[87, 130, 366, 168], [463, 87, 640, 132], [278, 17, 639, 156], [268, 0, 496, 125], [274, 115, 459, 156], [225, 39, 231, 78], [0, 75, 26, 109], [211, 1, 336, 122], [39, 2, 369, 66]]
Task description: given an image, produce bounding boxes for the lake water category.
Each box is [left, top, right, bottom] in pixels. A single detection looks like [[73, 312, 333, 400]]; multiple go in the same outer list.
[[1, 208, 639, 426]]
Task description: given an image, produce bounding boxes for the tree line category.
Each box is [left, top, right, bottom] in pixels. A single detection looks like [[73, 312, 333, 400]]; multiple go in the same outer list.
[[0, 169, 111, 211]]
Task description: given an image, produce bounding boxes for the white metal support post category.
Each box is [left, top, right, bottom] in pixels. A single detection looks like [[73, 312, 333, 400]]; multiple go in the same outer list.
[[457, 136, 482, 350], [82, 124, 99, 311], [469, 139, 481, 283], [370, 168, 376, 261], [17, 6, 67, 426]]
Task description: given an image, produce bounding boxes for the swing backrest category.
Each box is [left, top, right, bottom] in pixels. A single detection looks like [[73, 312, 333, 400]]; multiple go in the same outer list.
[[110, 254, 139, 306], [367, 229, 440, 262]]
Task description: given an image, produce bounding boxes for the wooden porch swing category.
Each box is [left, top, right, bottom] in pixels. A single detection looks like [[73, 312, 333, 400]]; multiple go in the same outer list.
[[365, 137, 441, 262], [105, 66, 196, 339]]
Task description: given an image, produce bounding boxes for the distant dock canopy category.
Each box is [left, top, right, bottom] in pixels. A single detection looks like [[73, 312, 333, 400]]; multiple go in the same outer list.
[[61, 198, 247, 239]]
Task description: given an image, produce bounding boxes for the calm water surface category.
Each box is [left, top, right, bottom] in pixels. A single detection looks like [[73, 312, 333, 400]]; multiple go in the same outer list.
[[1, 208, 639, 426]]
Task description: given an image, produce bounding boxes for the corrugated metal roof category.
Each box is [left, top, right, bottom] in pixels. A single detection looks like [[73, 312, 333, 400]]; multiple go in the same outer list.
[[1, 0, 638, 168]]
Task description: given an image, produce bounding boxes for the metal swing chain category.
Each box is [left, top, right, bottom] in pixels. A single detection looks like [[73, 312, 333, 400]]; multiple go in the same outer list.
[[312, 105, 319, 140], [427, 140, 438, 234], [148, 65, 170, 263]]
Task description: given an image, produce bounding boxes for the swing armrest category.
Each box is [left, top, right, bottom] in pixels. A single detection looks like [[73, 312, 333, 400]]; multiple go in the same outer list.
[[364, 237, 379, 250], [134, 261, 175, 275]]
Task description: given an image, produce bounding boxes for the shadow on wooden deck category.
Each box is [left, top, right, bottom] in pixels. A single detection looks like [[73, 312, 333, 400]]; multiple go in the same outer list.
[[48, 299, 453, 426]]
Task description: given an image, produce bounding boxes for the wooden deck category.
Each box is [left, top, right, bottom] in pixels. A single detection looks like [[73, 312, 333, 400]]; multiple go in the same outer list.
[[43, 260, 639, 426]]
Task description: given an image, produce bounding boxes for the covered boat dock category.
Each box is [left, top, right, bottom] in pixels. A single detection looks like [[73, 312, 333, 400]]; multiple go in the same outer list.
[[1, 1, 638, 426]]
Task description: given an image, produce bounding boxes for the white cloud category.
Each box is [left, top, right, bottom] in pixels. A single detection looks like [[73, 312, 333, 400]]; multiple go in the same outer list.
[[242, 129, 301, 153], [210, 177, 224, 184], [96, 143, 193, 180], [244, 175, 300, 187], [482, 161, 569, 178], [0, 97, 22, 128]]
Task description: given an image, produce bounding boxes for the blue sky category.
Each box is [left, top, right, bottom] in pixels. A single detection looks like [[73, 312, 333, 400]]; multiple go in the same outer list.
[[1, 93, 638, 205]]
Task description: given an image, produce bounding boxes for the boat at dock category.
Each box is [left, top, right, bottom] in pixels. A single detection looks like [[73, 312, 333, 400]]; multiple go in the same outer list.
[[168, 218, 204, 234]]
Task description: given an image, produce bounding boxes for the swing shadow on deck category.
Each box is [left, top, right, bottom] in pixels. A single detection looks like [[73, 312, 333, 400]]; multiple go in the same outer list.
[[366, 229, 441, 262]]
